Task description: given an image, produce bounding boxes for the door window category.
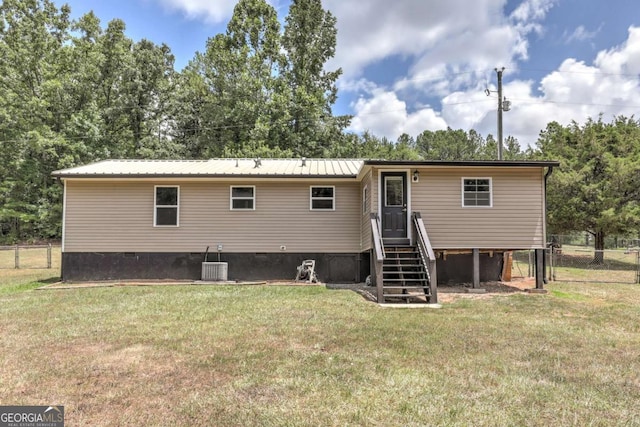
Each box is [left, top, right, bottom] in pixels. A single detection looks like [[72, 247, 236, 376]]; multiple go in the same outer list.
[[385, 176, 404, 207]]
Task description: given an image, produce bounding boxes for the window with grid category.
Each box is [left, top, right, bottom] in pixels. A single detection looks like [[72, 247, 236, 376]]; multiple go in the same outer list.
[[462, 178, 492, 207]]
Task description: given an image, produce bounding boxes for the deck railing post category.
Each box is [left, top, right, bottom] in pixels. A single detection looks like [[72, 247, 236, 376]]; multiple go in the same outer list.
[[14, 245, 19, 269], [370, 213, 385, 303]]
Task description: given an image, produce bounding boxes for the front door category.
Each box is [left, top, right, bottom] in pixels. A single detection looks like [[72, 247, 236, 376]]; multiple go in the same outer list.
[[381, 172, 407, 239]]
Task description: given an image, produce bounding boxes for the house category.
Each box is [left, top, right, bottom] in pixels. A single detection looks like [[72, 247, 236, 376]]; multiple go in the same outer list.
[[52, 158, 559, 303]]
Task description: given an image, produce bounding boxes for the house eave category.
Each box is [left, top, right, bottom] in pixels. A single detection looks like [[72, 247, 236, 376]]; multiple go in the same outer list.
[[364, 160, 560, 168]]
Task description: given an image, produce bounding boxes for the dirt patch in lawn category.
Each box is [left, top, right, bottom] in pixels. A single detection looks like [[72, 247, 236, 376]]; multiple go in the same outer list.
[[38, 279, 323, 290], [330, 277, 542, 304], [437, 277, 538, 303]]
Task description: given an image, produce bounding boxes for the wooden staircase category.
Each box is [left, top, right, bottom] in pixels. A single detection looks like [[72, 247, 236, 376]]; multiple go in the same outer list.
[[370, 212, 438, 304], [382, 245, 432, 303]]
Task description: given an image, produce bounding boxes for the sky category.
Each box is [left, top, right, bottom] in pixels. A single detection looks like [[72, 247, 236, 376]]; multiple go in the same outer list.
[[61, 0, 640, 148]]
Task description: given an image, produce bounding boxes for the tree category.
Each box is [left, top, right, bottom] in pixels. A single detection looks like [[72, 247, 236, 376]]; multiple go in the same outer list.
[[173, 0, 286, 158], [281, 0, 349, 156], [537, 116, 640, 262], [0, 2, 180, 242], [416, 128, 481, 160], [174, 0, 349, 159], [0, 0, 72, 241]]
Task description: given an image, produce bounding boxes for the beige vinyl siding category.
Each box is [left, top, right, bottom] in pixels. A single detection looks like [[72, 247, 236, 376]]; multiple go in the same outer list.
[[360, 170, 373, 251], [64, 180, 361, 253], [410, 167, 545, 249]]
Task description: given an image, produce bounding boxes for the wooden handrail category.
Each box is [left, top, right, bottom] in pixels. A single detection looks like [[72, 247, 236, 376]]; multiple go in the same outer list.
[[412, 212, 435, 261], [412, 212, 438, 303], [370, 213, 385, 261]]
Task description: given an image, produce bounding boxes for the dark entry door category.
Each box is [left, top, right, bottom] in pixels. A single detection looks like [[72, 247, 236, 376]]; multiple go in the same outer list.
[[381, 172, 407, 238]]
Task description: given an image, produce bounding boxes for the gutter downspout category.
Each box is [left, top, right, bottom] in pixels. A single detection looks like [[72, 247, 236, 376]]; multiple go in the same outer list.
[[543, 166, 554, 284]]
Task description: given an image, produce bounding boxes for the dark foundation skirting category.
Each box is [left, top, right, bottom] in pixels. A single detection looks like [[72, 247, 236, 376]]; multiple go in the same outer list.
[[435, 252, 504, 285], [61, 252, 371, 283]]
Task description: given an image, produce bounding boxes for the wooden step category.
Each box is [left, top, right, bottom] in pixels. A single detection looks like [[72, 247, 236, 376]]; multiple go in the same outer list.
[[384, 262, 422, 266], [382, 268, 424, 274], [383, 295, 431, 300]]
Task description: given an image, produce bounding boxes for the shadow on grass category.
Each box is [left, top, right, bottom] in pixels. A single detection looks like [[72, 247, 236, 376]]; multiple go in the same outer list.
[[38, 276, 61, 284], [0, 277, 61, 296]]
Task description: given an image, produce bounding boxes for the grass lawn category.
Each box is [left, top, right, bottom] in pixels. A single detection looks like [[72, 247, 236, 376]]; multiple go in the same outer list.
[[1, 271, 639, 426]]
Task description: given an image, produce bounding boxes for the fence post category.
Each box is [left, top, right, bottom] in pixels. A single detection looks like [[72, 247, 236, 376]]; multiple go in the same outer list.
[[636, 251, 640, 285], [535, 249, 544, 289], [47, 243, 52, 269], [14, 245, 19, 269]]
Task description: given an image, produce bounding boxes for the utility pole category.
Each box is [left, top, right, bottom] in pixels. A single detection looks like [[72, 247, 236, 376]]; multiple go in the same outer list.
[[496, 67, 504, 160], [486, 67, 511, 160]]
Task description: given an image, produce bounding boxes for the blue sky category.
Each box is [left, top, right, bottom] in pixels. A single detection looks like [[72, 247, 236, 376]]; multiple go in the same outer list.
[[61, 0, 640, 147]]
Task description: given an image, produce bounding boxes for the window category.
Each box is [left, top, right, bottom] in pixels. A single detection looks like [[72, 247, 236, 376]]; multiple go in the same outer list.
[[230, 186, 255, 210], [462, 178, 492, 207], [154, 186, 179, 226], [310, 186, 335, 210], [385, 176, 404, 207], [362, 185, 369, 214]]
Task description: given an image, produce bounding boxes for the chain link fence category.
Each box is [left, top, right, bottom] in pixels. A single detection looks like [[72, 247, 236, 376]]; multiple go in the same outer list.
[[549, 247, 639, 284], [510, 250, 538, 280], [0, 244, 58, 269], [510, 244, 640, 284]]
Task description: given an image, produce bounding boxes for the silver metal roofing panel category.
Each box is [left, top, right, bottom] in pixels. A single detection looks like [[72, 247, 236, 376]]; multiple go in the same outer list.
[[52, 158, 365, 177]]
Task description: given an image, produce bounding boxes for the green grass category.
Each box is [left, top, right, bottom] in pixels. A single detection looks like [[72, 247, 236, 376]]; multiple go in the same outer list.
[[1, 272, 639, 426], [0, 245, 61, 292]]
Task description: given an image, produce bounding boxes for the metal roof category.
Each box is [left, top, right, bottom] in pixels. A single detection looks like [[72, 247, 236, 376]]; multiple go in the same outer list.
[[364, 159, 560, 167], [52, 158, 559, 179], [52, 158, 365, 178]]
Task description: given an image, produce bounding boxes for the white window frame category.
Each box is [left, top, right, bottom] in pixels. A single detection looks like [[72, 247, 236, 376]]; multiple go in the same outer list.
[[230, 185, 256, 210], [310, 186, 335, 211], [461, 177, 493, 208], [362, 185, 369, 214], [154, 185, 180, 227]]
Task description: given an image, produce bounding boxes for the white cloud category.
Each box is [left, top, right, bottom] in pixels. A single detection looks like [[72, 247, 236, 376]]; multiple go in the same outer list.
[[509, 0, 556, 22], [564, 25, 601, 44], [336, 0, 640, 149], [153, 0, 288, 23], [594, 26, 640, 74], [456, 27, 640, 146], [326, 0, 508, 80], [155, 0, 239, 23], [331, 0, 558, 143], [348, 88, 447, 140], [326, 0, 554, 86]]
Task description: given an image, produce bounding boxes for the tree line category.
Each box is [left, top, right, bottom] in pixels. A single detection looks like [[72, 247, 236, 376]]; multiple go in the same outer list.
[[0, 0, 638, 253]]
